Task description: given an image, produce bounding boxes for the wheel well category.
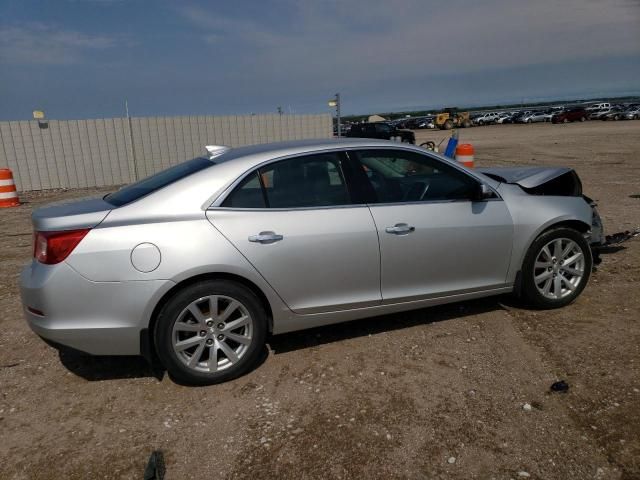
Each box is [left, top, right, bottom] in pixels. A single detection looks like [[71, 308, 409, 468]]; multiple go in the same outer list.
[[542, 219, 590, 235], [514, 219, 592, 294], [144, 273, 274, 360]]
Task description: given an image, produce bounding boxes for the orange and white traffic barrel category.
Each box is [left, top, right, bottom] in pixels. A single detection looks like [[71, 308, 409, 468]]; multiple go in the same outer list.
[[0, 169, 20, 208], [455, 144, 475, 168]]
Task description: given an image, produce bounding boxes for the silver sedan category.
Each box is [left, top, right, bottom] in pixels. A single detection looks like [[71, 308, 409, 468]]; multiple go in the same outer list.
[[522, 112, 552, 123], [20, 139, 604, 384]]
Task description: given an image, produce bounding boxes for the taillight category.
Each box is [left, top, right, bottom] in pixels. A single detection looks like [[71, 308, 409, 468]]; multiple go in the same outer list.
[[33, 229, 90, 264]]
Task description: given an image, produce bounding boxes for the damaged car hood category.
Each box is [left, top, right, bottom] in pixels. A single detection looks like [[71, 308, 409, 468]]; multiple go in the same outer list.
[[477, 166, 573, 189]]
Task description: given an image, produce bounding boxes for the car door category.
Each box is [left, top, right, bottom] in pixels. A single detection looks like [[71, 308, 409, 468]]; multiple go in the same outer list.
[[207, 151, 382, 314], [348, 148, 513, 303]]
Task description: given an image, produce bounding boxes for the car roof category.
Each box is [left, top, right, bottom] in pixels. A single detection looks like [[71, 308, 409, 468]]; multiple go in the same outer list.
[[105, 138, 500, 222], [211, 138, 399, 166]]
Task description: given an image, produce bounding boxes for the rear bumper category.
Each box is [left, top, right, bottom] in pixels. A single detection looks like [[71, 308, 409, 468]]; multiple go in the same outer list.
[[20, 261, 173, 355]]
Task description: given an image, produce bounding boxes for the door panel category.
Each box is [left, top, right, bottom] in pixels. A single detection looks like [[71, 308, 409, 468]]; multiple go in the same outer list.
[[208, 207, 381, 314], [346, 147, 513, 302], [369, 201, 513, 302]]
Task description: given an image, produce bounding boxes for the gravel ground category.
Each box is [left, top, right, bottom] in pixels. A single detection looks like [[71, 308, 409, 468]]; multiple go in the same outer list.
[[0, 121, 639, 479]]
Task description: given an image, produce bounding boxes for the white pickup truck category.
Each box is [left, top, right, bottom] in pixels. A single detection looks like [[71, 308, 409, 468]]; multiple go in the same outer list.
[[586, 103, 611, 111]]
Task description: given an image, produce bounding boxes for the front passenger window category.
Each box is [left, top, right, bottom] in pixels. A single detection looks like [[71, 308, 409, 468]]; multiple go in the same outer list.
[[353, 149, 478, 203]]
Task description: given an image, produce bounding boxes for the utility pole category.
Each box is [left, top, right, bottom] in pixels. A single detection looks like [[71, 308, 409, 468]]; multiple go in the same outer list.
[[328, 93, 341, 136]]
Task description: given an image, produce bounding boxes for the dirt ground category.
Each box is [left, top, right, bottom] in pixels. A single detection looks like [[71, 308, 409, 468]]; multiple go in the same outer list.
[[1, 121, 639, 479]]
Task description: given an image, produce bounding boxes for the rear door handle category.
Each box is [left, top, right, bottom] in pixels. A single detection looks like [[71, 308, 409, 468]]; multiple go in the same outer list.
[[248, 231, 284, 244], [385, 223, 415, 235]]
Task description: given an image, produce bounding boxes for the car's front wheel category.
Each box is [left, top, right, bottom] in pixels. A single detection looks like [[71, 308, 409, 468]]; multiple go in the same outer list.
[[154, 280, 267, 385], [520, 227, 592, 308]]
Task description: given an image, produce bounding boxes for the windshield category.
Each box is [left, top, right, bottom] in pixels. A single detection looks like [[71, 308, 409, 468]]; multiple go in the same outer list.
[[104, 156, 214, 207]]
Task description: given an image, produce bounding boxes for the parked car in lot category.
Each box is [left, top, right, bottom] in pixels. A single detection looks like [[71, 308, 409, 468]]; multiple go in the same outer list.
[[586, 102, 611, 111], [495, 112, 516, 124], [417, 117, 436, 129], [401, 117, 421, 129], [21, 139, 605, 384], [513, 111, 534, 123], [588, 108, 614, 120], [552, 108, 588, 123], [622, 105, 640, 120], [346, 122, 415, 143], [601, 106, 628, 121], [520, 111, 551, 123], [473, 112, 500, 125]]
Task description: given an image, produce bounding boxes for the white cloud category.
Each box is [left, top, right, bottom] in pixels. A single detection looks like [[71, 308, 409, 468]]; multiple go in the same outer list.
[[0, 22, 119, 65], [177, 0, 640, 82]]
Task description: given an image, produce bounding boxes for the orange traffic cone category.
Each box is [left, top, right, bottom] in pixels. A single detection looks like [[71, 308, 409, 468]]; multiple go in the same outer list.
[[455, 144, 475, 168], [0, 169, 20, 207]]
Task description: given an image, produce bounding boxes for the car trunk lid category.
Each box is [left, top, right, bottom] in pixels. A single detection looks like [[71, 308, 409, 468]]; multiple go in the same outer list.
[[32, 197, 113, 231]]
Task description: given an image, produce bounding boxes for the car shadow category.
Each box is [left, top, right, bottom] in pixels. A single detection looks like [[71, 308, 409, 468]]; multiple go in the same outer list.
[[58, 349, 163, 381], [268, 296, 512, 355], [592, 244, 626, 268], [57, 343, 271, 385], [57, 297, 514, 383]]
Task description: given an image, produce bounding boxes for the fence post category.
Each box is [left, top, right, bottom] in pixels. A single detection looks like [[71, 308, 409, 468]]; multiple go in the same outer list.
[[125, 100, 139, 182]]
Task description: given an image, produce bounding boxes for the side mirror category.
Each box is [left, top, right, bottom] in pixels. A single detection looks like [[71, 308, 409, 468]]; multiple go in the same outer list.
[[473, 183, 494, 202]]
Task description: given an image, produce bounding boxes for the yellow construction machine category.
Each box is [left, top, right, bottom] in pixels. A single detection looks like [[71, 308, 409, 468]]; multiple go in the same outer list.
[[434, 107, 472, 130]]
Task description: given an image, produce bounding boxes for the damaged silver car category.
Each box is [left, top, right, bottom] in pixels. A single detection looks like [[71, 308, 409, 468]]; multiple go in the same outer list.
[[20, 139, 604, 384]]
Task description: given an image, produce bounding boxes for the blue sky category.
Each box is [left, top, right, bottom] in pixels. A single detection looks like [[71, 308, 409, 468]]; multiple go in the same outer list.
[[1, 0, 639, 120]]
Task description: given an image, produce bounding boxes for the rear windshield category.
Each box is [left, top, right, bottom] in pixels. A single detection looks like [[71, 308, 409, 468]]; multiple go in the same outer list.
[[104, 156, 214, 207]]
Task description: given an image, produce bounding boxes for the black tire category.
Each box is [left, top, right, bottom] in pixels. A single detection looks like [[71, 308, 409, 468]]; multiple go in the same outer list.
[[520, 227, 592, 309], [580, 116, 586, 122], [154, 280, 267, 385], [563, 118, 569, 123], [443, 120, 453, 130]]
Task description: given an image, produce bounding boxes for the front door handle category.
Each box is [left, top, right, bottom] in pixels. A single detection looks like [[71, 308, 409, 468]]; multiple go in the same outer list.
[[385, 223, 415, 235], [248, 231, 284, 244]]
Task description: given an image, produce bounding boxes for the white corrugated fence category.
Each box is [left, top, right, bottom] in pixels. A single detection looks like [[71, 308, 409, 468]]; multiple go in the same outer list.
[[0, 113, 332, 191]]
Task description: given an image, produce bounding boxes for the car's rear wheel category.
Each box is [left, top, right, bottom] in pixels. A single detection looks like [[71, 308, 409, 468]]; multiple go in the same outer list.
[[154, 280, 267, 385], [520, 227, 592, 308]]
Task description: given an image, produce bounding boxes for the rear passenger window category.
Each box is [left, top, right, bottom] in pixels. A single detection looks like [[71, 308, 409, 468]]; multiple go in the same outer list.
[[221, 172, 266, 208], [222, 153, 351, 209], [261, 153, 350, 208]]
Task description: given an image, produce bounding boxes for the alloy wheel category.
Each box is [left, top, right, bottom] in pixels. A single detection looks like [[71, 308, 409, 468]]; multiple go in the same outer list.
[[533, 238, 585, 300], [171, 295, 253, 372]]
